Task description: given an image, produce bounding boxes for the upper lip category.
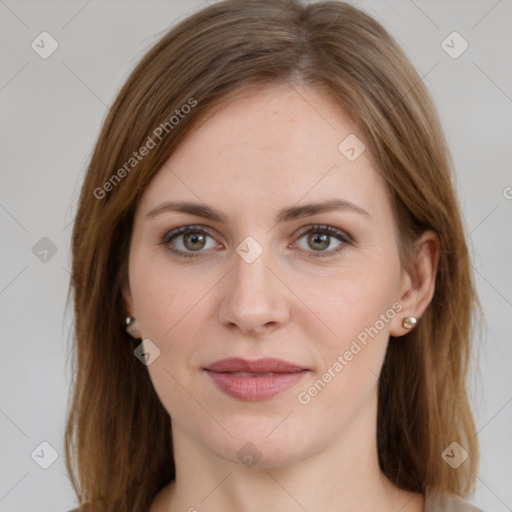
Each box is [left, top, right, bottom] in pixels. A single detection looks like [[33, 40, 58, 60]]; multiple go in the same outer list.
[[205, 357, 307, 373]]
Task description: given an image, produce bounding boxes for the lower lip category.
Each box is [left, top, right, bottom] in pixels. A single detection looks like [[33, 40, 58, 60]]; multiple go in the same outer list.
[[205, 370, 308, 401]]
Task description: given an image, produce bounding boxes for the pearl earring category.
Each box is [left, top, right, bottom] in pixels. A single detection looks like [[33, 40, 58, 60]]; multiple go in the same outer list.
[[402, 316, 417, 329], [125, 316, 137, 334]]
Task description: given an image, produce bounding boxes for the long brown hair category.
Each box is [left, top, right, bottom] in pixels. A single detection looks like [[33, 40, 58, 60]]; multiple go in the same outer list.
[[65, 1, 480, 510]]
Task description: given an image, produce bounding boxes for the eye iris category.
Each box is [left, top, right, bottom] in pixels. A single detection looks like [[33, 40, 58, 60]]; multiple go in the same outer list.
[[183, 232, 206, 251], [308, 232, 330, 251]]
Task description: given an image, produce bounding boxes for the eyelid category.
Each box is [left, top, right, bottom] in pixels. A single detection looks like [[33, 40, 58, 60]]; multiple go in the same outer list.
[[161, 225, 216, 244], [292, 224, 353, 244], [289, 224, 353, 258], [160, 225, 221, 258]]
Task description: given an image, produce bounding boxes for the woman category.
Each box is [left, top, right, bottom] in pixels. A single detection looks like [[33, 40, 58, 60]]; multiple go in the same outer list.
[[65, 1, 484, 511]]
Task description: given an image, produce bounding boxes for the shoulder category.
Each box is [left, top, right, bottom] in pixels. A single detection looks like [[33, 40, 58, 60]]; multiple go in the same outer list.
[[424, 491, 486, 512]]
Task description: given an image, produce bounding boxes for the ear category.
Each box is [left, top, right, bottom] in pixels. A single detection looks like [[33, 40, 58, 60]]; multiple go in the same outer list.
[[390, 229, 440, 337]]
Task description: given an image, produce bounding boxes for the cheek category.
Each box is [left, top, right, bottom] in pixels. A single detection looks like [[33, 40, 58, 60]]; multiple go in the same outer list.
[[129, 246, 212, 341], [128, 255, 210, 418], [303, 256, 401, 346], [300, 253, 402, 396], [128, 251, 218, 400]]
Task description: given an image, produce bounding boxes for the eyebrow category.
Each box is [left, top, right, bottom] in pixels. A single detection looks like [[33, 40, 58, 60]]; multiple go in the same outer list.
[[145, 198, 372, 223]]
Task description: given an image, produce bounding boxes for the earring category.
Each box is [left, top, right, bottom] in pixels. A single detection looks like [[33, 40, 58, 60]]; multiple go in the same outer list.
[[402, 316, 417, 329], [125, 316, 137, 334]]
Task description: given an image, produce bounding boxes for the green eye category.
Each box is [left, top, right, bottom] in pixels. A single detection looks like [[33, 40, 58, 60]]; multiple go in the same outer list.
[[162, 226, 217, 258], [293, 225, 351, 258]]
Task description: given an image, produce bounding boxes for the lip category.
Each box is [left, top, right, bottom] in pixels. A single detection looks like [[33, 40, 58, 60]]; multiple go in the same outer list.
[[204, 357, 309, 401]]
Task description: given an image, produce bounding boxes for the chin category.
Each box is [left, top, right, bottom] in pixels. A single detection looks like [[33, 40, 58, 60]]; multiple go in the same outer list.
[[198, 418, 321, 469]]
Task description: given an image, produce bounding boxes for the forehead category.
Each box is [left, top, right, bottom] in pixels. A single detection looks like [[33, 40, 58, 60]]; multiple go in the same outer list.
[[137, 84, 389, 223]]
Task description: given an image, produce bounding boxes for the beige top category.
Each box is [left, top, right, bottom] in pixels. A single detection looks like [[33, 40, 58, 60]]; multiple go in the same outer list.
[[67, 492, 485, 511], [424, 492, 485, 512]]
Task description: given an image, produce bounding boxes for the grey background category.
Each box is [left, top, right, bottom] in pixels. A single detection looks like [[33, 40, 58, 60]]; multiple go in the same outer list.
[[1, 1, 511, 511]]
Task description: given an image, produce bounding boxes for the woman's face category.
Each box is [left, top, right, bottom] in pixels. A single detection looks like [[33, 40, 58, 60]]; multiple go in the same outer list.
[[124, 84, 410, 467]]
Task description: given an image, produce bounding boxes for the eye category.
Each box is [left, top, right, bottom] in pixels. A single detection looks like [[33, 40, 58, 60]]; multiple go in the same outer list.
[[161, 226, 219, 258], [292, 225, 352, 258]]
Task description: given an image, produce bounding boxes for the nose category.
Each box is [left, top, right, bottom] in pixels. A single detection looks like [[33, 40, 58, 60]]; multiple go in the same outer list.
[[217, 245, 291, 336]]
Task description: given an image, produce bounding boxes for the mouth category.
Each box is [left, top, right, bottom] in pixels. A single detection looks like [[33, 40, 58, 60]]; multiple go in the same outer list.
[[204, 357, 309, 401]]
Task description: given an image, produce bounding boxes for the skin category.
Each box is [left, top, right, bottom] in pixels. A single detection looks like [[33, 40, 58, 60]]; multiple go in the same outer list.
[[123, 84, 439, 512]]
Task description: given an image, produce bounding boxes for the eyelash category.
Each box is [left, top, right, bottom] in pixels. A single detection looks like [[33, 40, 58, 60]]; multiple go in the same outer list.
[[160, 224, 353, 260]]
